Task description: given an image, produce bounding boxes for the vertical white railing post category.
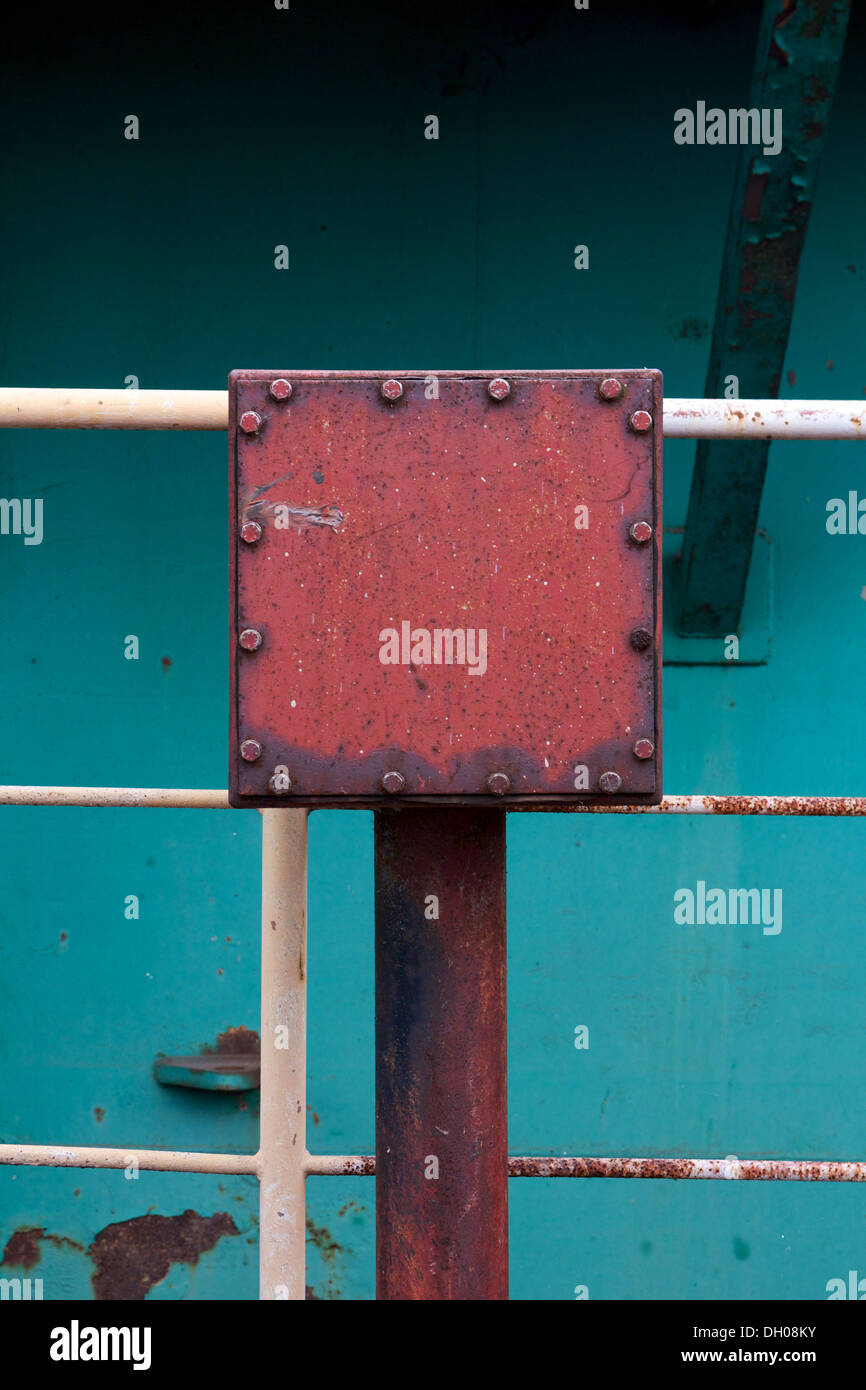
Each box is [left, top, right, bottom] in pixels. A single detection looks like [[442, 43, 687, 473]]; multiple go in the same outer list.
[[259, 809, 309, 1300]]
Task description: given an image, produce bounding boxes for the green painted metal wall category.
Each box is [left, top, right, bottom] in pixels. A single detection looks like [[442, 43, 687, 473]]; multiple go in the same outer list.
[[1, 0, 865, 1299]]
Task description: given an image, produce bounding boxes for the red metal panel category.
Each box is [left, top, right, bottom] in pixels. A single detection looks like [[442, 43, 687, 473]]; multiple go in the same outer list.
[[229, 370, 662, 807], [375, 808, 508, 1300]]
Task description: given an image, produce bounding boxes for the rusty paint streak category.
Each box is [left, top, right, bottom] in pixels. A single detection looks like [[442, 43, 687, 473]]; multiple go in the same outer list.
[[742, 170, 768, 222], [89, 1210, 239, 1300]]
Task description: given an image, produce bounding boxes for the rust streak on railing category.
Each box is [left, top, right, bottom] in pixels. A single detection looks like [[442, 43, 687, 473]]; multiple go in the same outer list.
[[568, 795, 866, 816], [307, 1154, 866, 1181]]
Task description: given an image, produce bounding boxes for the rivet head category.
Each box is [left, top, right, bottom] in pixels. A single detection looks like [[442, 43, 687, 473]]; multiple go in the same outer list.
[[633, 738, 655, 760], [268, 764, 292, 795], [599, 377, 624, 401], [381, 770, 405, 794], [630, 626, 653, 651], [487, 377, 511, 401], [628, 520, 653, 545], [599, 770, 622, 794], [239, 410, 263, 435], [240, 739, 262, 763], [269, 378, 293, 402], [629, 409, 653, 433], [380, 379, 404, 402], [487, 771, 511, 796], [239, 628, 263, 652], [240, 520, 262, 544]]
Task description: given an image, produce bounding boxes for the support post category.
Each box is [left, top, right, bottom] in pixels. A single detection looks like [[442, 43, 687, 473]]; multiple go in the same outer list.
[[375, 808, 508, 1300], [259, 809, 308, 1300]]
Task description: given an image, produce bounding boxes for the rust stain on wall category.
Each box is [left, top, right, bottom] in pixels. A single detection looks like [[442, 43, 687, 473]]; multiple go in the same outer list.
[[89, 1210, 239, 1300], [1, 1227, 84, 1268], [305, 1216, 346, 1299], [213, 1025, 260, 1055]]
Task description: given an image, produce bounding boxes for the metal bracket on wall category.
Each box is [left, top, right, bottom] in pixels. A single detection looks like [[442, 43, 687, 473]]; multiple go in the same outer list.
[[153, 1054, 261, 1092], [228, 369, 663, 809]]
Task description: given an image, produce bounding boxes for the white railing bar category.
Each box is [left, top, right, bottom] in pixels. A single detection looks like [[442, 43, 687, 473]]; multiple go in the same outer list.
[[664, 398, 865, 440], [0, 387, 864, 439], [0, 786, 229, 807], [0, 1143, 258, 1175], [305, 1153, 375, 1176], [0, 388, 227, 431]]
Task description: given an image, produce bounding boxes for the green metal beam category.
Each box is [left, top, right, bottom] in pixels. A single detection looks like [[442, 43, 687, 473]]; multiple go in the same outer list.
[[677, 0, 850, 638]]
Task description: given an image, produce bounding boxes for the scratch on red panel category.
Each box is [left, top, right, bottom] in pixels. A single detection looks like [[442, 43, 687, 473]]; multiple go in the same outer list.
[[242, 477, 344, 532]]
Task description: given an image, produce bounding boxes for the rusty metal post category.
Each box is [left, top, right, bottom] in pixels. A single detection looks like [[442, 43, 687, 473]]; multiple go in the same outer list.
[[375, 808, 508, 1300]]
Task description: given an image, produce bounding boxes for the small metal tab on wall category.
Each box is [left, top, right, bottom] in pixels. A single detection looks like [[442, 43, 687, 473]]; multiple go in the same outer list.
[[229, 370, 663, 807], [153, 1054, 260, 1092]]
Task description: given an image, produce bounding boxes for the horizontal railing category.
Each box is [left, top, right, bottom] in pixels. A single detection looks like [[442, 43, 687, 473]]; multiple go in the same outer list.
[[0, 387, 864, 439], [3, 1145, 863, 1183], [2, 786, 864, 814]]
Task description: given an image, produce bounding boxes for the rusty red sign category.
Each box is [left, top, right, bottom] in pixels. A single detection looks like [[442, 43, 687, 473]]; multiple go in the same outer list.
[[229, 370, 662, 807]]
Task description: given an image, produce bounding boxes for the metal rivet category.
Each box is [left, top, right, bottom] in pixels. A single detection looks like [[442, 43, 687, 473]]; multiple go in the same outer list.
[[268, 765, 292, 795], [240, 520, 262, 544], [381, 770, 405, 794], [630, 627, 653, 651], [599, 377, 624, 401], [633, 738, 655, 760], [240, 410, 263, 435], [239, 628, 263, 652], [628, 520, 653, 545], [269, 378, 293, 402], [629, 409, 653, 433], [487, 377, 511, 401], [380, 379, 404, 402], [599, 770, 622, 794], [240, 739, 262, 763], [487, 772, 511, 796]]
